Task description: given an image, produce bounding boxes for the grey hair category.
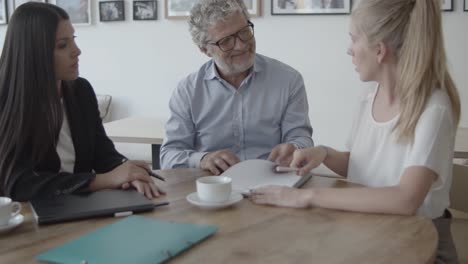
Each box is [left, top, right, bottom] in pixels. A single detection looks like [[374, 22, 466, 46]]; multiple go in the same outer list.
[[189, 0, 250, 48]]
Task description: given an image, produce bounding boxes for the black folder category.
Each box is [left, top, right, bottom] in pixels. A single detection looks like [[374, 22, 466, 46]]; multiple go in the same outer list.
[[29, 189, 168, 225]]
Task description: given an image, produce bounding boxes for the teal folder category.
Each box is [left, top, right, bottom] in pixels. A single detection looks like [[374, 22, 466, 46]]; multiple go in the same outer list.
[[36, 215, 218, 264]]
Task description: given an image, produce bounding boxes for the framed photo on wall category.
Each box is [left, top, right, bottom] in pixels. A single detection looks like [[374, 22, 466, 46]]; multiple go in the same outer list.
[[50, 0, 91, 25], [272, 0, 351, 15], [0, 0, 6, 24], [244, 0, 261, 17], [13, 0, 47, 10], [99, 1, 125, 22], [133, 0, 157, 20], [441, 0, 453, 11], [165, 0, 198, 19], [9, 0, 47, 20], [165, 0, 260, 19]]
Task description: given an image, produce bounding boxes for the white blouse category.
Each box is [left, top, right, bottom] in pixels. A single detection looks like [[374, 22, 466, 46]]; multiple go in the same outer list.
[[346, 87, 455, 218], [56, 103, 76, 173]]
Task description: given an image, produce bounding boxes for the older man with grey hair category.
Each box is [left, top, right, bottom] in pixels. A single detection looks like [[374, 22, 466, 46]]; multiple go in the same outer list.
[[160, 0, 313, 175]]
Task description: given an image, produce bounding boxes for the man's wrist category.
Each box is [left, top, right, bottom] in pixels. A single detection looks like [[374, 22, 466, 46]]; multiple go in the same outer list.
[[200, 153, 209, 162], [292, 143, 302, 150], [189, 152, 209, 168]]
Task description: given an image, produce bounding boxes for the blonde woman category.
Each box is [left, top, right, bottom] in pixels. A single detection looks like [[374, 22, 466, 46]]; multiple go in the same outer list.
[[250, 0, 460, 262]]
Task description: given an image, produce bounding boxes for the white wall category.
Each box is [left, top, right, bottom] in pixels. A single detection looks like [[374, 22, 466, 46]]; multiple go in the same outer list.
[[1, 0, 467, 158]]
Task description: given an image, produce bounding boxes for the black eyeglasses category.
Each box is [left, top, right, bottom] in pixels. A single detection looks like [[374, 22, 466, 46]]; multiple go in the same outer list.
[[207, 21, 255, 52]]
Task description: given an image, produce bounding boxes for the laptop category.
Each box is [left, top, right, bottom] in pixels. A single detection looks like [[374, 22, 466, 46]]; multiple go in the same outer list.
[[29, 189, 168, 225]]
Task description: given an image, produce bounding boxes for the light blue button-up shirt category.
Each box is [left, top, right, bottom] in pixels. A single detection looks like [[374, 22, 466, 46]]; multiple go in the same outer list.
[[160, 54, 313, 169]]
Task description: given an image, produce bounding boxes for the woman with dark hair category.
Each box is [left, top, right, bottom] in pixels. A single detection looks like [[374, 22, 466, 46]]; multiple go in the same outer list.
[[0, 2, 164, 201]]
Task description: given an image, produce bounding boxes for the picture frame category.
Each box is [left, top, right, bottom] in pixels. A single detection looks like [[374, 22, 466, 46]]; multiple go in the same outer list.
[[13, 0, 47, 10], [49, 0, 91, 25], [165, 0, 259, 19], [165, 0, 198, 19], [441, 0, 453, 11], [271, 0, 352, 15], [133, 0, 157, 20], [243, 0, 261, 17], [0, 0, 6, 25], [99, 1, 125, 22]]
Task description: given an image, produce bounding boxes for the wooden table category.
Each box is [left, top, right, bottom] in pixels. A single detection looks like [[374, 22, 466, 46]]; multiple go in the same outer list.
[[0, 169, 438, 264], [104, 117, 165, 169]]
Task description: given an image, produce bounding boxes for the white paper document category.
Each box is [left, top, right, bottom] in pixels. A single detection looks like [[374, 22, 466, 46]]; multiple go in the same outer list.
[[221, 159, 304, 193]]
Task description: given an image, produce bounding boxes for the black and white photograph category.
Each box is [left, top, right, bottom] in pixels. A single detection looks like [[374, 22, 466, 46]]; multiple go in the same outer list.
[[166, 0, 259, 19], [50, 0, 91, 25], [13, 0, 47, 9], [165, 0, 199, 19], [133, 0, 157, 20], [0, 0, 6, 24], [243, 0, 261, 17], [441, 0, 453, 11], [100, 1, 125, 22], [272, 0, 351, 15]]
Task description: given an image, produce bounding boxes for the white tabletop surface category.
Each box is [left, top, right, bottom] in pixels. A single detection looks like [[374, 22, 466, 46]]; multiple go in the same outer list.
[[104, 117, 165, 144], [104, 120, 468, 159]]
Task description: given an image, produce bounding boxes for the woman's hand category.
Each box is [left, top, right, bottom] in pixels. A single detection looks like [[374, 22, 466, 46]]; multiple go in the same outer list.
[[268, 143, 296, 166], [249, 185, 312, 208], [90, 160, 165, 198], [290, 147, 327, 176], [121, 180, 166, 199]]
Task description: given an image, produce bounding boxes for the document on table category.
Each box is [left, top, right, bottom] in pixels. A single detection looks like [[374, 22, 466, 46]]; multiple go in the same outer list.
[[221, 159, 311, 193]]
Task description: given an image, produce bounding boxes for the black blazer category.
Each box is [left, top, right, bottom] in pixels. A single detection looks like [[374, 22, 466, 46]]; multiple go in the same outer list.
[[6, 78, 125, 201]]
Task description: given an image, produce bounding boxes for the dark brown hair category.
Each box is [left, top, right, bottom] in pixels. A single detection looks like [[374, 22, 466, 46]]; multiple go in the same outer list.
[[0, 3, 69, 195]]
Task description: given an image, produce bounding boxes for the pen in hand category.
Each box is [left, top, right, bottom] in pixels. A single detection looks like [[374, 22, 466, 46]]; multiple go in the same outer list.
[[121, 158, 166, 181], [145, 168, 166, 182]]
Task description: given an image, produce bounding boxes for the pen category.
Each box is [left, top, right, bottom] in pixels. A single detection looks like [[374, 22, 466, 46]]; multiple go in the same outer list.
[[145, 169, 166, 182], [275, 166, 299, 173], [122, 158, 166, 181]]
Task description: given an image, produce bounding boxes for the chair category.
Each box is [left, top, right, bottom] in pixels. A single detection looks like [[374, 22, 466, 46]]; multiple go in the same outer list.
[[450, 161, 468, 214], [96, 94, 112, 123], [449, 160, 468, 263]]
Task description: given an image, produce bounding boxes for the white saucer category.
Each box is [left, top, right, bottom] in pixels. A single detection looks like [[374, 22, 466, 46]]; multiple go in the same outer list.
[[186, 192, 243, 209], [0, 214, 24, 235]]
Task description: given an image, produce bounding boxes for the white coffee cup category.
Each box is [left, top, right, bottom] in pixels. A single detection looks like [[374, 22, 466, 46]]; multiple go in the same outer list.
[[0, 197, 22, 226], [196, 176, 232, 203]]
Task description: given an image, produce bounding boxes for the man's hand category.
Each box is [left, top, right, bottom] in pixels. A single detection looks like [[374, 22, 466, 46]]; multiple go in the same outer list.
[[200, 149, 240, 175], [267, 143, 297, 166]]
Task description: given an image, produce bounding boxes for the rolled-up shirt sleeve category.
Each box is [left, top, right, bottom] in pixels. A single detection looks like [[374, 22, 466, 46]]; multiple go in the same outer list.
[[281, 72, 313, 148], [160, 80, 205, 169]]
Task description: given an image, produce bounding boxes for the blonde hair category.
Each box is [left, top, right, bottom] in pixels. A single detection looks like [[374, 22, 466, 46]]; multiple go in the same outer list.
[[352, 0, 460, 142]]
